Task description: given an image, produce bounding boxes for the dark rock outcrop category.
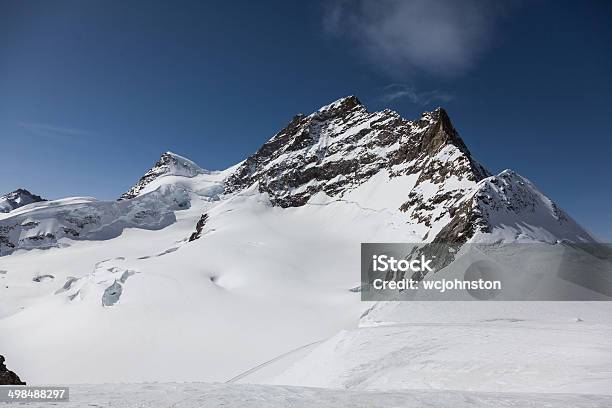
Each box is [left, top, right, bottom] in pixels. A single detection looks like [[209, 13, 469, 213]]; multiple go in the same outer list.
[[0, 355, 25, 385], [189, 214, 208, 241], [224, 96, 491, 243]]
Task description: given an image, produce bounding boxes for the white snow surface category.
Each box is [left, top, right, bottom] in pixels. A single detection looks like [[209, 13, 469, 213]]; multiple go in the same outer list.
[[1, 162, 609, 395], [269, 302, 612, 395], [0, 174, 420, 384], [4, 383, 610, 408]]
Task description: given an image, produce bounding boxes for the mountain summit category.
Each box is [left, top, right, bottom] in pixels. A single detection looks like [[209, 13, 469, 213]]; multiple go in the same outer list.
[[226, 97, 487, 209], [120, 151, 207, 200], [223, 96, 592, 243]]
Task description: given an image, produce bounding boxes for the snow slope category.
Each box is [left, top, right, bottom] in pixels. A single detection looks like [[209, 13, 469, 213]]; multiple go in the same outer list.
[[0, 185, 416, 383], [269, 302, 612, 395], [0, 96, 609, 403]]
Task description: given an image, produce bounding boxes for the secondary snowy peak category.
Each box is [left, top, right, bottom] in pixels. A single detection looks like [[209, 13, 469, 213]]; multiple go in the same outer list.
[[225, 96, 487, 208], [435, 170, 596, 244], [120, 151, 206, 200], [0, 189, 46, 213]]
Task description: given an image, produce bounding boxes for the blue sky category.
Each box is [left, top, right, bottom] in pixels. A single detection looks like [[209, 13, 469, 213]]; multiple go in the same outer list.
[[0, 0, 611, 239]]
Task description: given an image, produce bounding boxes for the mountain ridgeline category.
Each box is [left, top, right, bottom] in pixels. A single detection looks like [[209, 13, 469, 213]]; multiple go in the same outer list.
[[223, 96, 591, 244], [225, 96, 488, 206], [0, 96, 595, 256]]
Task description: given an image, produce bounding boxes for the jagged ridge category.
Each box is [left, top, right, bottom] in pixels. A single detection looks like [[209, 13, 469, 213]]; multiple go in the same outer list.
[[225, 96, 488, 210], [0, 96, 596, 256]]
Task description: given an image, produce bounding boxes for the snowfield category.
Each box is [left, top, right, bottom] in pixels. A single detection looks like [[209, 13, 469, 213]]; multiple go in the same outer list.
[[1, 98, 610, 406], [269, 302, 612, 395], [5, 383, 612, 408]]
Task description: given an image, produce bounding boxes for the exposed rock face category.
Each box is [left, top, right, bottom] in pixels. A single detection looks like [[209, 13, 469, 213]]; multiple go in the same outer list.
[[120, 152, 206, 200], [224, 96, 490, 239], [224, 96, 592, 245], [1, 96, 596, 256], [0, 355, 25, 385], [189, 214, 208, 242], [437, 170, 594, 244], [0, 189, 46, 213]]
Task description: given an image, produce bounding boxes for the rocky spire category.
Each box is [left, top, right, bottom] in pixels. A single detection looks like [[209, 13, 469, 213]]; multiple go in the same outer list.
[[225, 96, 487, 208]]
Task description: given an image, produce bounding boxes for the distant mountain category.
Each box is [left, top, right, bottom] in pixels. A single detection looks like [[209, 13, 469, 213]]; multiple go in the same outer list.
[[0, 188, 45, 213]]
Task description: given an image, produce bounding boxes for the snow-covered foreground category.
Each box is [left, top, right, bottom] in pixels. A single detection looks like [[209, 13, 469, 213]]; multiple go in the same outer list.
[[6, 383, 612, 408], [0, 185, 414, 384], [1, 174, 611, 391], [269, 303, 612, 395]]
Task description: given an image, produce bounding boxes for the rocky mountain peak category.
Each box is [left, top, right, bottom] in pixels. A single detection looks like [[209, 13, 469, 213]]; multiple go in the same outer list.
[[120, 151, 206, 200], [414, 107, 472, 161], [315, 95, 365, 117], [0, 188, 46, 213], [225, 96, 488, 210]]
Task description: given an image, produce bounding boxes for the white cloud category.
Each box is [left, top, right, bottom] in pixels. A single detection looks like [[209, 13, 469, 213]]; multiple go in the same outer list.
[[19, 122, 94, 140], [380, 84, 454, 105], [324, 0, 513, 75]]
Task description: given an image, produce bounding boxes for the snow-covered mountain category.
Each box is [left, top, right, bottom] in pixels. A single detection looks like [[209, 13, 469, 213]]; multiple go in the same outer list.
[[0, 188, 45, 213], [0, 153, 230, 256], [0, 97, 609, 398], [226, 95, 593, 244], [0, 96, 594, 258], [120, 151, 210, 200]]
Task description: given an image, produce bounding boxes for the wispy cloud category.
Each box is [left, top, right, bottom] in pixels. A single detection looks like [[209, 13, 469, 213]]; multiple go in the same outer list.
[[323, 0, 515, 76], [380, 84, 454, 105], [18, 122, 95, 141]]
